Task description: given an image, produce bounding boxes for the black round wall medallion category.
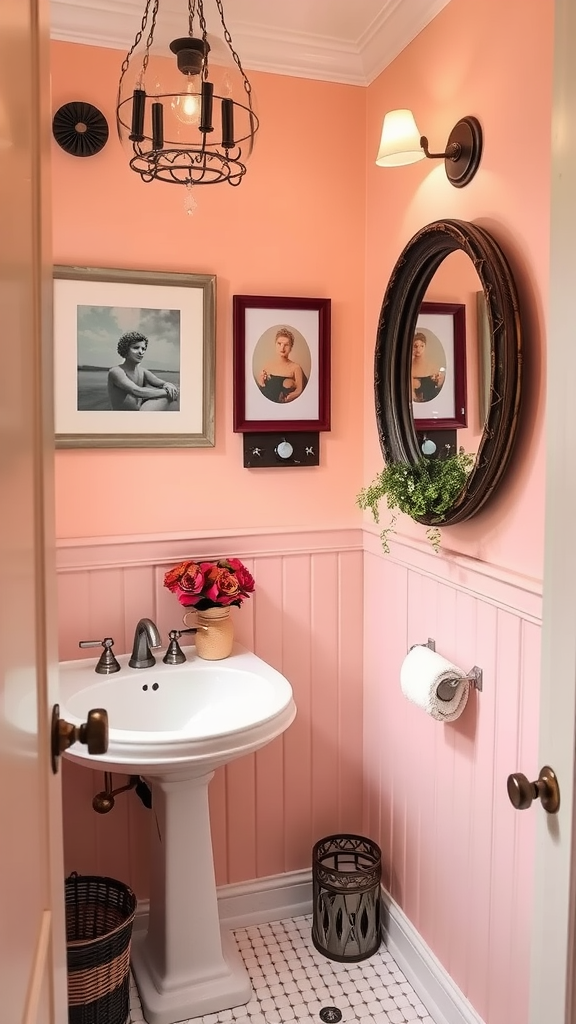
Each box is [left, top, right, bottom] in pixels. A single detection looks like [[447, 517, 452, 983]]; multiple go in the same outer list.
[[319, 1009, 342, 1023], [52, 101, 109, 157]]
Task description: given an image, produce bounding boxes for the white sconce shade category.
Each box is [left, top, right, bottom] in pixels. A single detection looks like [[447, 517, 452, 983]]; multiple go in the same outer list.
[[375, 108, 425, 167], [375, 110, 483, 187]]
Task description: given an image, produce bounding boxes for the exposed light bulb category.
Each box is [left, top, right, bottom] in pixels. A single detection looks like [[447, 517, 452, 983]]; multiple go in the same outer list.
[[172, 83, 201, 126]]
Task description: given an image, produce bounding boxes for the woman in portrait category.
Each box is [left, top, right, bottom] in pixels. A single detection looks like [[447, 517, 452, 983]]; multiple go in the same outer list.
[[411, 331, 446, 403], [107, 331, 180, 411], [257, 327, 308, 404]]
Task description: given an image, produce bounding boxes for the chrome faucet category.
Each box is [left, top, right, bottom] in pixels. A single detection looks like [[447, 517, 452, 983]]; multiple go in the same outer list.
[[129, 618, 162, 669]]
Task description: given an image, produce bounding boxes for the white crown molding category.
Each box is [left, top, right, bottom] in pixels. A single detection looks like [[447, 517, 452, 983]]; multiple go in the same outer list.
[[212, 24, 366, 86], [50, 0, 452, 86], [359, 0, 452, 83]]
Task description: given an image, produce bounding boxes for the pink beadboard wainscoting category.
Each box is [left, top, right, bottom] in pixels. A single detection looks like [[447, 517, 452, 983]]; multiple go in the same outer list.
[[56, 528, 364, 895], [363, 531, 542, 1024]]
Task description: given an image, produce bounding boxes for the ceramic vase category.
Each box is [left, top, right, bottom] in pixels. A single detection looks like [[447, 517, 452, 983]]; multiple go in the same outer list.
[[184, 606, 234, 660]]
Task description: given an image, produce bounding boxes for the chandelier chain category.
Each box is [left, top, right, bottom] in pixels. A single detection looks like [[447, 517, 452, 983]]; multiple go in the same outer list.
[[117, 0, 156, 136], [195, 0, 209, 78], [118, 0, 157, 83], [188, 0, 196, 36], [213, 0, 253, 103], [141, 0, 160, 75], [197, 0, 208, 42]]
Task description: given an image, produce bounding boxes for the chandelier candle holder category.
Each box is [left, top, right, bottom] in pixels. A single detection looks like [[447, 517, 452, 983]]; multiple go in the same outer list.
[[116, 0, 259, 207]]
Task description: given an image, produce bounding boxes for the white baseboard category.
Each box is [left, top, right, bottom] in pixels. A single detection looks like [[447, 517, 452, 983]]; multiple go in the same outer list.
[[133, 868, 313, 933], [134, 872, 485, 1024], [382, 891, 485, 1024], [217, 869, 313, 929]]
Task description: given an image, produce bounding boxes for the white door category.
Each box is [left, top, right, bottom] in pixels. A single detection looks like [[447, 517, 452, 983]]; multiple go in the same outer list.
[[527, 0, 576, 1021], [0, 0, 67, 1021]]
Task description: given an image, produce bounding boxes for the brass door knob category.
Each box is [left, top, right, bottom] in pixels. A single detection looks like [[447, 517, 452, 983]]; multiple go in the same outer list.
[[51, 704, 109, 774], [507, 766, 560, 814]]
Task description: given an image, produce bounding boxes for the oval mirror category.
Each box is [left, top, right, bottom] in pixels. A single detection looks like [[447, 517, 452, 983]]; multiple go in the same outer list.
[[374, 219, 522, 526]]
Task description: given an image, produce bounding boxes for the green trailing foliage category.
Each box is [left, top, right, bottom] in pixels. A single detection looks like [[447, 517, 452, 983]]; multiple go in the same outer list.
[[357, 451, 475, 553]]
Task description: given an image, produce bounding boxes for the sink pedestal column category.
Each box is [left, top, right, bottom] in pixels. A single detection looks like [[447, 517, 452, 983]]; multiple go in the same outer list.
[[130, 770, 252, 1024]]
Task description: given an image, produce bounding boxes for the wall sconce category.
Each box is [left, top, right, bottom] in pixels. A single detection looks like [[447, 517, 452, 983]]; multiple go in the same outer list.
[[375, 108, 483, 188]]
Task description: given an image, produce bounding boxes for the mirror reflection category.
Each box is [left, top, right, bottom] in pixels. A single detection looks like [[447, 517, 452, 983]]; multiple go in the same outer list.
[[414, 250, 487, 462], [411, 331, 446, 405]]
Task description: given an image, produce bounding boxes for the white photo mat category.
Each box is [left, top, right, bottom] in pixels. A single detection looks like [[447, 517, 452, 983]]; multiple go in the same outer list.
[[244, 307, 320, 423], [53, 267, 215, 448], [412, 310, 456, 422]]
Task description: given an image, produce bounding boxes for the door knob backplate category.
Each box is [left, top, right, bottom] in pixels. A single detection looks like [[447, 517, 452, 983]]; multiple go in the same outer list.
[[51, 704, 109, 774]]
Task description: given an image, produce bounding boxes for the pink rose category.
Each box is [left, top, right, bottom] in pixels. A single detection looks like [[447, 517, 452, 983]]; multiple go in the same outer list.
[[179, 563, 205, 595], [216, 569, 241, 600], [227, 558, 255, 595], [164, 560, 196, 593], [202, 566, 240, 604]]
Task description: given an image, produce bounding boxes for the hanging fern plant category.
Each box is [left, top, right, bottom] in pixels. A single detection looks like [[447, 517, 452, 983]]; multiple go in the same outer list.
[[357, 451, 475, 553]]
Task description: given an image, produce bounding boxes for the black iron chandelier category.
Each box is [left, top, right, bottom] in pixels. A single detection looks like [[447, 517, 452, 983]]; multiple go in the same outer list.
[[116, 0, 259, 203]]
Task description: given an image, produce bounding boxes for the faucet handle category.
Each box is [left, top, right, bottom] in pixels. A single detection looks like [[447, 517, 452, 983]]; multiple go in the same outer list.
[[79, 637, 121, 675], [162, 628, 200, 665]]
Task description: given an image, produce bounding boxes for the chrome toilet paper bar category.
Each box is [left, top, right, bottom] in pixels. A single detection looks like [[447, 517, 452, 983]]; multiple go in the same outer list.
[[409, 638, 483, 692]]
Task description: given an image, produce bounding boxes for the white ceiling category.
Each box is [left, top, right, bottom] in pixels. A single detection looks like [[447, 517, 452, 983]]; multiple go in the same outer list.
[[50, 0, 451, 86]]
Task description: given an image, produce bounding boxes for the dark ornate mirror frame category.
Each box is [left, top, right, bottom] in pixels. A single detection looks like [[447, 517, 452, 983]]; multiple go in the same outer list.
[[374, 218, 522, 526]]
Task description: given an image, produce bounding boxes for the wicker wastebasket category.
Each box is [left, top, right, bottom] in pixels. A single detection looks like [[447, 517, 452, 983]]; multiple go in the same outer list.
[[312, 834, 382, 962], [65, 874, 137, 1024]]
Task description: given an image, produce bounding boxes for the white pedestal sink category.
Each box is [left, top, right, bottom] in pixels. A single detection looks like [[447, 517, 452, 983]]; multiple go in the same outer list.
[[60, 644, 297, 1024]]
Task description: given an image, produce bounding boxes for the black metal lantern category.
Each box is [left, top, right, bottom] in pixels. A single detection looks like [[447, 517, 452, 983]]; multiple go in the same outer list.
[[116, 0, 259, 208]]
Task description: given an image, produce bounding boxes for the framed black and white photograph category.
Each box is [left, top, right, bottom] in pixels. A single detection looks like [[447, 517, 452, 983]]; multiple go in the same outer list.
[[232, 294, 331, 432], [412, 301, 467, 430], [53, 265, 215, 448]]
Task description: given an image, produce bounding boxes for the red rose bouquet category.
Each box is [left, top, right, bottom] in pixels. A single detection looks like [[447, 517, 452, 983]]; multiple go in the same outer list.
[[163, 557, 255, 610]]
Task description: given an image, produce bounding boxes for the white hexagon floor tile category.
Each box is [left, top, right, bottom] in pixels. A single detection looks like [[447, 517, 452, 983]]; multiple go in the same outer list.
[[128, 915, 437, 1024]]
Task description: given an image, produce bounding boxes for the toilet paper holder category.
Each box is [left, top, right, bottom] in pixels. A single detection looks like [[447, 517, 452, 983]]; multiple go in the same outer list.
[[410, 638, 483, 692]]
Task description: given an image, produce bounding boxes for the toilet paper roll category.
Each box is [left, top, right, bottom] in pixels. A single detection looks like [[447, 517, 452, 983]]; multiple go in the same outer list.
[[400, 645, 469, 722]]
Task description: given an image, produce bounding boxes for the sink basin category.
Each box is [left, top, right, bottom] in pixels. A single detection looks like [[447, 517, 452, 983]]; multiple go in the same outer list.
[[60, 643, 296, 775], [59, 642, 297, 1024]]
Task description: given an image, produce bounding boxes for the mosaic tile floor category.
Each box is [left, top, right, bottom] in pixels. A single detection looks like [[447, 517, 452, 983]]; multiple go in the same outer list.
[[128, 914, 437, 1024]]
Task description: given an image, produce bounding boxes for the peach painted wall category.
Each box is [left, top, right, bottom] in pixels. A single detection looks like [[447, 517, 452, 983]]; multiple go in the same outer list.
[[363, 0, 552, 579], [362, 2, 552, 1022], [50, 41, 366, 539]]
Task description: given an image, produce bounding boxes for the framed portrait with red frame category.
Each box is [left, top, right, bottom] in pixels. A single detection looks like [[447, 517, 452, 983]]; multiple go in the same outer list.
[[412, 301, 467, 430], [233, 294, 331, 432]]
